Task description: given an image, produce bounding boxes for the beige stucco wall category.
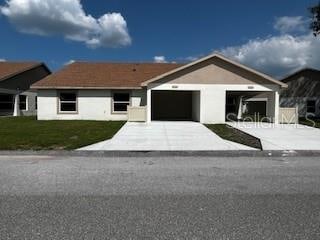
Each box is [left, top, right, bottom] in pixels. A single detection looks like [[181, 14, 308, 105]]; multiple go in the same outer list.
[[37, 89, 146, 121], [155, 58, 273, 86]]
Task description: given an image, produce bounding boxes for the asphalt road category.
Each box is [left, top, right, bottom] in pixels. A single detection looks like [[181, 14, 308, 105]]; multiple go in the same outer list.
[[1, 154, 320, 239]]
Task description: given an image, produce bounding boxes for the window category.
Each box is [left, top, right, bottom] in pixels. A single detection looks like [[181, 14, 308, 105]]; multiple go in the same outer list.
[[0, 94, 13, 111], [307, 100, 316, 113], [59, 92, 77, 113], [113, 93, 130, 113], [19, 95, 27, 111]]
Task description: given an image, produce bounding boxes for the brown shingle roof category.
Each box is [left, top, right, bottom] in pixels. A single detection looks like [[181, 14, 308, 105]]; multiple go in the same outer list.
[[32, 62, 184, 89], [0, 62, 43, 82], [281, 68, 320, 82]]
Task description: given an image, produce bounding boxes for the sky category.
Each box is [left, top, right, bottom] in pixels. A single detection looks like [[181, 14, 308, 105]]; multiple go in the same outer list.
[[0, 0, 319, 78]]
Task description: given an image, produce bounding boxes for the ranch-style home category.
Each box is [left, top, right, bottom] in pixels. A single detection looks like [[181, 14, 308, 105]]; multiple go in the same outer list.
[[0, 62, 51, 116], [32, 54, 287, 124]]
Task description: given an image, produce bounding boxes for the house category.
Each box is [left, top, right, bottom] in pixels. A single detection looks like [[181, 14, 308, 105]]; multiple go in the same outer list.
[[32, 54, 287, 124], [280, 68, 320, 118], [0, 62, 51, 116]]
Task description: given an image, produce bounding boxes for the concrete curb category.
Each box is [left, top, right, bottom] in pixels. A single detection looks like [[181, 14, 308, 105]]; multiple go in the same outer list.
[[0, 150, 320, 158]]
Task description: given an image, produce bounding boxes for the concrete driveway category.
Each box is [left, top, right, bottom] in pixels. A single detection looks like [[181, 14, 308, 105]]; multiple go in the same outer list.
[[229, 122, 320, 150], [80, 121, 254, 151]]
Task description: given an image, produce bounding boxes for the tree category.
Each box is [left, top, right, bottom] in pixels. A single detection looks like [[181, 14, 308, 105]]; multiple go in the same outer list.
[[310, 2, 320, 36]]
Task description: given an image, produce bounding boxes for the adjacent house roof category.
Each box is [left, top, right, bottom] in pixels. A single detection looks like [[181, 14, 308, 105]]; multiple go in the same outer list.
[[32, 53, 287, 89], [0, 62, 46, 82], [281, 68, 320, 98], [32, 62, 183, 89], [141, 53, 287, 88], [282, 68, 320, 82]]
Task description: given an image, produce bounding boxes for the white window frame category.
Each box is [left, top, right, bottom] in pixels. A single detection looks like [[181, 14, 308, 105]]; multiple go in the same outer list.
[[58, 91, 78, 114], [112, 92, 131, 114]]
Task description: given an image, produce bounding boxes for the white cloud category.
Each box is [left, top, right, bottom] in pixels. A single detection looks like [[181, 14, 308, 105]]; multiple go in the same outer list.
[[0, 59, 6, 62], [184, 56, 200, 62], [0, 0, 131, 48], [154, 56, 167, 63], [220, 33, 320, 78], [274, 16, 308, 34], [165, 15, 317, 78], [64, 59, 75, 65], [176, 55, 203, 63]]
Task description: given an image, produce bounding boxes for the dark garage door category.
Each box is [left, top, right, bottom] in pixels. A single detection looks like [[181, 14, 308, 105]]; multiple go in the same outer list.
[[246, 101, 267, 116], [152, 91, 192, 121]]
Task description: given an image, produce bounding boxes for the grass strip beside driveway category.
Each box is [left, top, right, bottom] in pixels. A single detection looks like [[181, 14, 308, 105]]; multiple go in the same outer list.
[[206, 124, 262, 150], [299, 118, 320, 128], [0, 117, 125, 150]]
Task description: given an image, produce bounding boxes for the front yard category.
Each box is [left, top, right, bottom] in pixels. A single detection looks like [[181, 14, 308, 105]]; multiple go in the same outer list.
[[206, 124, 262, 150], [299, 118, 320, 128], [0, 117, 124, 150]]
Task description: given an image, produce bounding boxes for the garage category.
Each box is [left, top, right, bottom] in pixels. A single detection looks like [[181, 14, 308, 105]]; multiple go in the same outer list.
[[226, 91, 271, 122], [151, 90, 200, 121], [245, 101, 267, 116]]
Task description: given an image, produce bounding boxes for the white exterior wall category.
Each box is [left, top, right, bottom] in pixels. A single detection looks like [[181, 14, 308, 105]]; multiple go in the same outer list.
[[148, 83, 280, 124], [192, 91, 201, 122], [266, 91, 280, 123], [147, 89, 152, 122], [37, 89, 146, 121], [37, 84, 280, 124]]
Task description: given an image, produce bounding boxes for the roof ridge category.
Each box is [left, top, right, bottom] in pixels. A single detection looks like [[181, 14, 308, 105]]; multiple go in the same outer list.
[[141, 53, 287, 88], [0, 61, 42, 64], [0, 62, 46, 82], [281, 67, 320, 81], [31, 61, 182, 89], [69, 61, 183, 65]]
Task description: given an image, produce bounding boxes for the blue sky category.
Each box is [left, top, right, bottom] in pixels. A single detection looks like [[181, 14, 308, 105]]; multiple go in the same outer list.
[[0, 0, 319, 77]]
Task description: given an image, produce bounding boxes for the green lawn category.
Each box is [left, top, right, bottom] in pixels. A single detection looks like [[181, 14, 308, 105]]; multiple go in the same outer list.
[[205, 124, 262, 150], [0, 117, 125, 150], [299, 118, 320, 128]]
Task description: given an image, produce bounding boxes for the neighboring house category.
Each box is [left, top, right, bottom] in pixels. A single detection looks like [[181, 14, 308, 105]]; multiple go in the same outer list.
[[280, 68, 320, 118], [0, 62, 51, 116], [32, 54, 287, 124]]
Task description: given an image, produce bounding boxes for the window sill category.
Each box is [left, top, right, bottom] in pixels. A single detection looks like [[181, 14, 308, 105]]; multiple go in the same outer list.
[[58, 111, 78, 115], [112, 111, 128, 115]]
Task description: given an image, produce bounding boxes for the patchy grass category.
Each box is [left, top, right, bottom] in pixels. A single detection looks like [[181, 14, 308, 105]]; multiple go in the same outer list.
[[299, 118, 320, 128], [0, 117, 125, 150], [205, 124, 262, 150]]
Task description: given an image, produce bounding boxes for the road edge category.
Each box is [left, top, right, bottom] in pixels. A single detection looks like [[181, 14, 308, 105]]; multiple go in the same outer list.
[[0, 150, 320, 157]]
